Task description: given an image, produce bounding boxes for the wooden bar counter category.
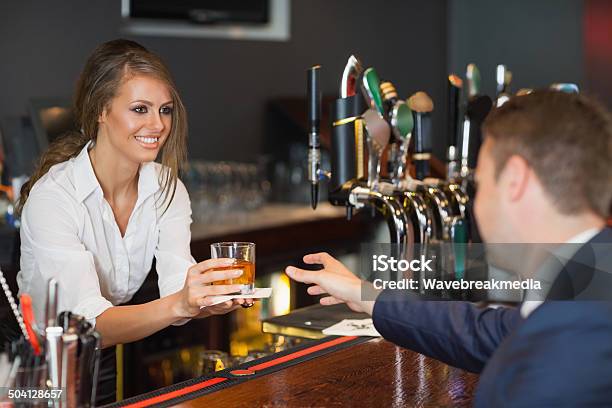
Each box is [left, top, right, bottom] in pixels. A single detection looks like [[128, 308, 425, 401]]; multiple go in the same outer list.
[[175, 338, 477, 407]]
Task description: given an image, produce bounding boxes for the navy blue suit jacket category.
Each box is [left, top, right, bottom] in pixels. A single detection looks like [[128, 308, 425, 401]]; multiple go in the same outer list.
[[372, 228, 612, 407]]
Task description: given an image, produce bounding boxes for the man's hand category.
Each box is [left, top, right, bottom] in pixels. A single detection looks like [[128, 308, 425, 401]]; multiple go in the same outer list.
[[285, 252, 378, 315]]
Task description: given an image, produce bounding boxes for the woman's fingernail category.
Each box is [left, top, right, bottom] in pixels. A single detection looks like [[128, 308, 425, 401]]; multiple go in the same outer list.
[[285, 267, 294, 276], [233, 270, 243, 276]]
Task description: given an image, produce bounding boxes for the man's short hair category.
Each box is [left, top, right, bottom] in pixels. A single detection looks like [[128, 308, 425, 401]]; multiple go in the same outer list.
[[482, 90, 612, 219]]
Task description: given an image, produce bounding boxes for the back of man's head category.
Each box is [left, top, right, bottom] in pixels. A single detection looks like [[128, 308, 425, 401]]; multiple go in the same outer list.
[[483, 91, 612, 220]]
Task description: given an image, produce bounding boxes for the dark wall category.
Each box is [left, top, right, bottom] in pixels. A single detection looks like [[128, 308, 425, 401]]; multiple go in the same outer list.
[[448, 0, 584, 98], [584, 0, 612, 108], [0, 0, 448, 162]]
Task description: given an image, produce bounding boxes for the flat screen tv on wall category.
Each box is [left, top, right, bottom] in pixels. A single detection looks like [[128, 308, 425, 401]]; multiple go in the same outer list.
[[126, 0, 269, 25]]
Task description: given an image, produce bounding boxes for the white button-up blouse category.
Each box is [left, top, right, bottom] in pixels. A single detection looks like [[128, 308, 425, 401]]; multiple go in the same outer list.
[[17, 142, 195, 327]]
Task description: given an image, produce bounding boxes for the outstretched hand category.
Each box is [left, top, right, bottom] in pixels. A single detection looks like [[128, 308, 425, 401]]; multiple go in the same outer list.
[[285, 252, 377, 315]]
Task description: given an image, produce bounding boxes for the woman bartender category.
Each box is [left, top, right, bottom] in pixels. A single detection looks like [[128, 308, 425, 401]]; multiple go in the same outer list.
[[16, 39, 249, 402]]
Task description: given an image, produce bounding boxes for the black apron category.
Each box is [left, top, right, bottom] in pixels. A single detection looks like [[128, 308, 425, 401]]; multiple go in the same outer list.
[[95, 345, 117, 405]]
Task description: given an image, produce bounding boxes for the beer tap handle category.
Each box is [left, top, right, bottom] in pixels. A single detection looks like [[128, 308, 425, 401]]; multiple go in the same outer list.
[[408, 92, 434, 181], [447, 75, 463, 179], [390, 101, 413, 184], [362, 67, 385, 117], [380, 81, 399, 122], [461, 95, 493, 174], [496, 64, 507, 96], [466, 63, 481, 98], [447, 75, 463, 152], [550, 83, 579, 93], [363, 109, 391, 189], [340, 55, 363, 98], [495, 65, 513, 107], [308, 65, 322, 209]]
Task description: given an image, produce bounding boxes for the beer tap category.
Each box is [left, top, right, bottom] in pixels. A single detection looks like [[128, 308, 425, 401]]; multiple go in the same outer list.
[[447, 75, 462, 181], [378, 83, 433, 245], [550, 83, 579, 93], [308, 65, 322, 209], [408, 91, 434, 181], [399, 77, 469, 244], [408, 91, 455, 242], [362, 108, 390, 190], [328, 56, 366, 212], [460, 63, 493, 179], [347, 185, 413, 253], [466, 63, 481, 99], [359, 68, 393, 189], [324, 58, 411, 255], [441, 75, 470, 217], [442, 74, 472, 242], [380, 80, 409, 180], [380, 81, 400, 122], [387, 100, 412, 184], [362, 67, 386, 117], [495, 64, 512, 107], [341, 55, 363, 98], [356, 68, 411, 253], [453, 64, 492, 243]]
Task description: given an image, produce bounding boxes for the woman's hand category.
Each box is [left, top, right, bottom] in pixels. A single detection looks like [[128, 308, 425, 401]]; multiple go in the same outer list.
[[285, 252, 378, 315], [174, 258, 246, 319], [195, 298, 255, 318]]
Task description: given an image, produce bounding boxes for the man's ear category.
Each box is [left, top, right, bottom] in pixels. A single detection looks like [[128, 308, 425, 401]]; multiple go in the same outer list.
[[499, 154, 530, 202]]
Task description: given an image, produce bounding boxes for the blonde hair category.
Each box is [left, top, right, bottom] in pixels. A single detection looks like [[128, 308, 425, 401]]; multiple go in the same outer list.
[[17, 39, 187, 215]]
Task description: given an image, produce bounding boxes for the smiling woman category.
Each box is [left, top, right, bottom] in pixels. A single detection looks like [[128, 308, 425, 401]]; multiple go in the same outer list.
[[14, 39, 250, 405]]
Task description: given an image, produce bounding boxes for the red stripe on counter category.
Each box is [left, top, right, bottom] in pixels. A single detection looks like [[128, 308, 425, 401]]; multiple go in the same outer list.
[[118, 336, 359, 407], [122, 377, 227, 408], [249, 336, 358, 371]]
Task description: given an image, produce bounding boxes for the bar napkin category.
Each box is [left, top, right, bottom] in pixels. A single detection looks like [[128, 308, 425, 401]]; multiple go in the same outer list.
[[202, 288, 272, 308], [322, 318, 381, 337]]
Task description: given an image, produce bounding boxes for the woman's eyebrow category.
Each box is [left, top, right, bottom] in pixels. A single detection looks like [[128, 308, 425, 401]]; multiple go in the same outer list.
[[132, 99, 153, 106], [131, 99, 173, 106]]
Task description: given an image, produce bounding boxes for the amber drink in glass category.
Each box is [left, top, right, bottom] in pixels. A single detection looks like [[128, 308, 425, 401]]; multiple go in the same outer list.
[[210, 242, 255, 294]]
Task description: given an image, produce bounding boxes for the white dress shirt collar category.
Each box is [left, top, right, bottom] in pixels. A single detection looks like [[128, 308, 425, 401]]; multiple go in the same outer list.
[[72, 141, 161, 205], [520, 227, 602, 318]]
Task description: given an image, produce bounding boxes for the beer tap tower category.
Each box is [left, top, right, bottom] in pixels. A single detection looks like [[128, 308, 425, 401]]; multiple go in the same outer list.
[[380, 82, 434, 246], [306, 58, 501, 253], [307, 58, 411, 257]]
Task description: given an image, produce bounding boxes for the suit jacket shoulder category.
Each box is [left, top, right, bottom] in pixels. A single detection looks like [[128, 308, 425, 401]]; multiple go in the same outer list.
[[475, 301, 612, 407], [373, 291, 523, 373]]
